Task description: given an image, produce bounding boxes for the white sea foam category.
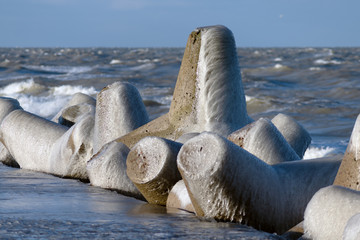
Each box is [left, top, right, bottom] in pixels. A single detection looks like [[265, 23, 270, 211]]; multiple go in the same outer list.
[[110, 59, 122, 65], [309, 67, 322, 71], [303, 146, 336, 159], [274, 58, 282, 62], [314, 59, 341, 65], [274, 63, 284, 69], [52, 85, 97, 96], [137, 59, 151, 63], [22, 65, 93, 74], [245, 95, 253, 102], [0, 79, 44, 95], [0, 79, 98, 118], [129, 63, 156, 71]]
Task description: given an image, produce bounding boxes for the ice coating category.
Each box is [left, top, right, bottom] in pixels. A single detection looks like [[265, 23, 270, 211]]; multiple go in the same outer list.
[[52, 92, 96, 125], [178, 132, 283, 231], [194, 25, 249, 135], [127, 137, 182, 205], [271, 113, 311, 158], [175, 132, 200, 144], [48, 114, 94, 180], [166, 180, 195, 213], [0, 109, 68, 172], [228, 118, 300, 164], [57, 103, 95, 127], [178, 132, 340, 234], [94, 82, 149, 153], [343, 213, 360, 240], [117, 25, 249, 148], [334, 113, 360, 190], [0, 97, 23, 167], [87, 140, 143, 200], [303, 185, 360, 240]]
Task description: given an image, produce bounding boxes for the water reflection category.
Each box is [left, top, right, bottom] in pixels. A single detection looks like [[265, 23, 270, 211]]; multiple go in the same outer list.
[[0, 163, 282, 239]]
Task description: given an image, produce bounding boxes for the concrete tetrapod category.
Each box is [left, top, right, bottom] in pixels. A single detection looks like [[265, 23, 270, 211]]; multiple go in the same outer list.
[[94, 82, 149, 153], [117, 25, 250, 148], [127, 136, 182, 205], [228, 118, 300, 164], [87, 140, 143, 200], [271, 113, 311, 159], [0, 97, 23, 167], [177, 132, 340, 234], [303, 185, 360, 240], [343, 213, 360, 240], [48, 114, 94, 180], [52, 92, 96, 126], [334, 113, 360, 190], [57, 103, 95, 128], [166, 179, 195, 213], [0, 109, 68, 172]]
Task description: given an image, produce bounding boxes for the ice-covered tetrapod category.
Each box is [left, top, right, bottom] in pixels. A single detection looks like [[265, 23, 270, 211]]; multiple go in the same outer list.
[[0, 97, 23, 167], [48, 114, 94, 180], [87, 140, 143, 200], [127, 137, 182, 205], [94, 82, 149, 153], [52, 92, 96, 127], [117, 25, 250, 148], [177, 132, 340, 234], [303, 185, 360, 240], [0, 109, 68, 172], [228, 118, 300, 164], [343, 213, 360, 240], [302, 114, 360, 239], [166, 179, 195, 213], [271, 113, 311, 159], [334, 113, 360, 190]]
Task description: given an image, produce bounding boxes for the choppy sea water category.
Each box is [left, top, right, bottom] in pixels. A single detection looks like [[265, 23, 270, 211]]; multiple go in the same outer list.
[[0, 47, 359, 238]]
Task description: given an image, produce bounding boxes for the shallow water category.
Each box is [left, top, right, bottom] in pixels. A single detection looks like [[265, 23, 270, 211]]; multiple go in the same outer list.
[[0, 47, 360, 238], [0, 163, 281, 239]]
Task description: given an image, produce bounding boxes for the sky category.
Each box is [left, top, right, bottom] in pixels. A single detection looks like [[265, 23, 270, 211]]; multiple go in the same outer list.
[[0, 0, 359, 48]]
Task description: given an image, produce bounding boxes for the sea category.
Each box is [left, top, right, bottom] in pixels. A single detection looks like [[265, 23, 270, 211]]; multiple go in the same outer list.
[[0, 47, 359, 239]]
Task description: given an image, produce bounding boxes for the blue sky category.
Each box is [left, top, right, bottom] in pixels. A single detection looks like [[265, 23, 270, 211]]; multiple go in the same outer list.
[[0, 0, 359, 48]]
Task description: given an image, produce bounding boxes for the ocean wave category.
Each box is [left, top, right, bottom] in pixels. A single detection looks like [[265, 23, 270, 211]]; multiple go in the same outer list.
[[0, 79, 45, 95], [303, 146, 336, 159], [21, 65, 93, 75], [129, 63, 156, 71], [314, 59, 342, 65], [0, 79, 98, 118], [309, 67, 322, 71], [110, 59, 122, 65], [52, 85, 97, 96]]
